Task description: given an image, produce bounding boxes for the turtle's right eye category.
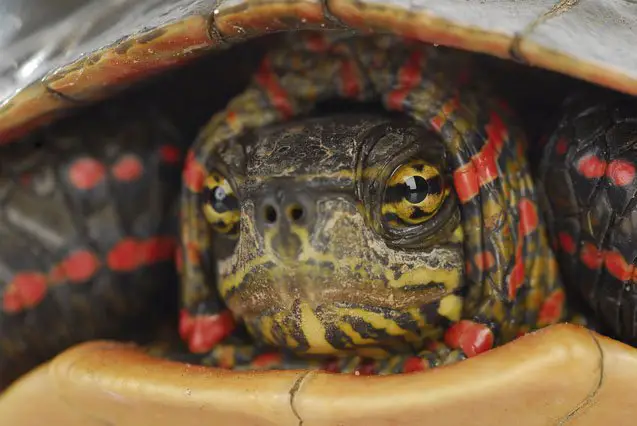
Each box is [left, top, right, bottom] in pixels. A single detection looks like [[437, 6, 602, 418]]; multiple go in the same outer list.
[[202, 171, 240, 235]]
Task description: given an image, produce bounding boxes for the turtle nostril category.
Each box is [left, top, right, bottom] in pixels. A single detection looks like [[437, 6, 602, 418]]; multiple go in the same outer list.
[[288, 204, 304, 222], [265, 205, 277, 224]]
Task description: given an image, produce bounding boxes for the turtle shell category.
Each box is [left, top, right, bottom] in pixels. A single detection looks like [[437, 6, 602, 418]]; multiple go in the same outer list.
[[1, 1, 637, 425]]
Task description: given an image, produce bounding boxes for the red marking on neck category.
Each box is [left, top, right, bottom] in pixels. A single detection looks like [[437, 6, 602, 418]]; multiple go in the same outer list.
[[183, 150, 205, 192], [403, 356, 428, 373], [386, 51, 424, 110], [339, 59, 361, 98], [179, 310, 236, 353], [538, 289, 565, 326], [444, 320, 494, 357], [255, 58, 294, 119]]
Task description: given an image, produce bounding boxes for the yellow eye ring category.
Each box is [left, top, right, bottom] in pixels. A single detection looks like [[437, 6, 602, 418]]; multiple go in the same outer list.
[[202, 171, 240, 234], [381, 159, 448, 228]]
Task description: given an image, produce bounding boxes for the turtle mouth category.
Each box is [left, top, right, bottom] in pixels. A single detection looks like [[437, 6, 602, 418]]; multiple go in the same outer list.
[[225, 279, 453, 319]]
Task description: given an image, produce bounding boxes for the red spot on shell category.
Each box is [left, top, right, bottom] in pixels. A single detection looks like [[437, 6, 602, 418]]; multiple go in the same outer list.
[[183, 151, 206, 192], [606, 160, 636, 186], [112, 155, 144, 181], [2, 273, 48, 313], [387, 51, 424, 110], [107, 239, 141, 272], [558, 232, 576, 254], [60, 250, 100, 283], [444, 320, 494, 357], [519, 198, 539, 236], [555, 138, 568, 155], [68, 157, 106, 190], [403, 357, 427, 373], [580, 243, 603, 270], [577, 154, 606, 179], [538, 289, 565, 326], [604, 250, 633, 281], [179, 309, 236, 353], [160, 145, 181, 164]]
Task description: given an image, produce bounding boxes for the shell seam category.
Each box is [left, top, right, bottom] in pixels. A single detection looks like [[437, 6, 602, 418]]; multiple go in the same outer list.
[[321, 0, 348, 27], [509, 0, 581, 64], [289, 370, 314, 426], [43, 85, 84, 105], [556, 328, 605, 425], [206, 0, 231, 47]]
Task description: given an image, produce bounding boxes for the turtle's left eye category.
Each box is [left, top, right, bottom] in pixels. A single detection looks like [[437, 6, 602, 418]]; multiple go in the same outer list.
[[202, 171, 240, 235], [381, 159, 448, 228]]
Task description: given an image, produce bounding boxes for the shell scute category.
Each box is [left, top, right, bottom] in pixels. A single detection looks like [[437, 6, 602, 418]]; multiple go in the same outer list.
[[214, 0, 336, 40], [44, 15, 216, 103]]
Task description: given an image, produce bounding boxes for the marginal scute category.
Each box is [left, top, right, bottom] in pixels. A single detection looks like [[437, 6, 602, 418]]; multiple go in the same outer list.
[[0, 83, 74, 144], [214, 0, 335, 40], [44, 15, 216, 102]]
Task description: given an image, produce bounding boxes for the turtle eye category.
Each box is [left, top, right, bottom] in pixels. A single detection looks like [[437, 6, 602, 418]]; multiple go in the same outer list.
[[381, 159, 448, 228], [202, 171, 240, 235]]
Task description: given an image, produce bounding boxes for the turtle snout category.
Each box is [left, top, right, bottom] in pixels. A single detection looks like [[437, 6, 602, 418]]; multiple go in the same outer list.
[[256, 187, 316, 260]]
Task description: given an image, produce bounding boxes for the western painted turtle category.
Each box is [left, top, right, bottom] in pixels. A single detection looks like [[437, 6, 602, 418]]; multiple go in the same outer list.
[[1, 1, 637, 425]]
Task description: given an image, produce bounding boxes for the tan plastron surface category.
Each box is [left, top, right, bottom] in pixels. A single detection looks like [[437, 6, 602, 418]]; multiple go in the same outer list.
[[2, 324, 637, 425]]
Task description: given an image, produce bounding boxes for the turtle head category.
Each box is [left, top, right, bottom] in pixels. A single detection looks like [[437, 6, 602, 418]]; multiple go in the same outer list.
[[203, 113, 465, 357]]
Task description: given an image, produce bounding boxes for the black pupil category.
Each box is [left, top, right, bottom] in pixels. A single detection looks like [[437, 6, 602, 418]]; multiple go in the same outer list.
[[210, 186, 230, 212], [404, 176, 428, 204]]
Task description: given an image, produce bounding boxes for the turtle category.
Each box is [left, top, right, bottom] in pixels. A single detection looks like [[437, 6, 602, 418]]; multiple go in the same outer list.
[[1, 0, 637, 425]]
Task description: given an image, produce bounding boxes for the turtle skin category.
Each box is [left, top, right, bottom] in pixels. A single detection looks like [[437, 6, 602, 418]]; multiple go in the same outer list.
[[0, 104, 187, 387], [174, 32, 565, 374], [540, 94, 637, 346]]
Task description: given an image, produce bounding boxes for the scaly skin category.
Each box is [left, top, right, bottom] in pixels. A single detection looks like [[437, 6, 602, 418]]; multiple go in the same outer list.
[[0, 104, 188, 388], [540, 93, 637, 346]]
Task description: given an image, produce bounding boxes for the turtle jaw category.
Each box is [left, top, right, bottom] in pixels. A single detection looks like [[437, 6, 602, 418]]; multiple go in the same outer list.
[[218, 198, 465, 356]]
